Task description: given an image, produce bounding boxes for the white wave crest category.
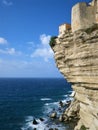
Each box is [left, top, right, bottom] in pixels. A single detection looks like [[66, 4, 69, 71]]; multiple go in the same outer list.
[[40, 98, 52, 101], [22, 117, 66, 130], [63, 94, 68, 97], [21, 117, 47, 130]]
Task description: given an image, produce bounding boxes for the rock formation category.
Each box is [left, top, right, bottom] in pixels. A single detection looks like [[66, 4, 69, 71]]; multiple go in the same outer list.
[[51, 0, 98, 129]]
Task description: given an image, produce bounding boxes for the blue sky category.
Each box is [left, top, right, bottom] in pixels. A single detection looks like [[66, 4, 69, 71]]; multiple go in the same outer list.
[[0, 0, 90, 77]]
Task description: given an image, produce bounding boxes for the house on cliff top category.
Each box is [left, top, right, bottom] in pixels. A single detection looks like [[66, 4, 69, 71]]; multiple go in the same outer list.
[[59, 0, 98, 35]]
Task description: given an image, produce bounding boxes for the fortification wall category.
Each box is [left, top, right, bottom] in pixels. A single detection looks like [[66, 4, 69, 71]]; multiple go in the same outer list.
[[59, 24, 71, 36], [72, 2, 95, 32], [59, 0, 98, 33], [95, 0, 98, 23]]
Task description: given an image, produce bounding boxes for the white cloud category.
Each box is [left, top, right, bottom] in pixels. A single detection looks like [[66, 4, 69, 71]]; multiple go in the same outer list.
[[2, 0, 13, 6], [0, 37, 8, 45], [0, 48, 21, 55], [0, 59, 61, 77], [7, 48, 16, 55], [31, 34, 53, 62], [31, 48, 53, 62], [40, 34, 51, 46]]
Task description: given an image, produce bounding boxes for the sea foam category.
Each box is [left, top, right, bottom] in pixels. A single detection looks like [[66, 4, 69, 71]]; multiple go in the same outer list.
[[40, 98, 52, 101], [22, 116, 66, 130]]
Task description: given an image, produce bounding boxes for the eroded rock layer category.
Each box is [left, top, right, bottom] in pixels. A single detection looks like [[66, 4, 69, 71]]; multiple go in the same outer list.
[[53, 29, 98, 130]]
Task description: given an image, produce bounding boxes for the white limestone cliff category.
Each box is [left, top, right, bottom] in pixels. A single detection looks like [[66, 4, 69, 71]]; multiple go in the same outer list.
[[51, 0, 98, 129]]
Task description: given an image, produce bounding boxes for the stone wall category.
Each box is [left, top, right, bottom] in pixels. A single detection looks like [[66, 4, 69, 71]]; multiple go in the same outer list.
[[59, 23, 71, 36], [72, 2, 95, 32], [59, 0, 98, 33], [95, 0, 98, 23]]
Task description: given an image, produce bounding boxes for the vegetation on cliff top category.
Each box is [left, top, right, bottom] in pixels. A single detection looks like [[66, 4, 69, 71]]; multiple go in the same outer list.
[[49, 36, 57, 48], [80, 125, 87, 130], [85, 24, 98, 34]]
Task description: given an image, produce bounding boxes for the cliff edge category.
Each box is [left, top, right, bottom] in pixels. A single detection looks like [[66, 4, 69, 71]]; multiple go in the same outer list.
[[51, 0, 98, 130]]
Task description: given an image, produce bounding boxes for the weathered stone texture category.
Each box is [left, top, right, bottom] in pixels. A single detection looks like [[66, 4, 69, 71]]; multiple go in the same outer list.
[[72, 0, 98, 32], [59, 24, 71, 37], [53, 29, 98, 130]]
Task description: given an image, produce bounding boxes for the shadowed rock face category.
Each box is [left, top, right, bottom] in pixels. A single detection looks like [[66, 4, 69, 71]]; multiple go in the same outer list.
[[52, 29, 98, 130]]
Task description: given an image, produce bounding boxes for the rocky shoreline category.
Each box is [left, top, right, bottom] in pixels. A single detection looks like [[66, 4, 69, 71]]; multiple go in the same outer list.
[[49, 97, 80, 130], [32, 93, 80, 130]]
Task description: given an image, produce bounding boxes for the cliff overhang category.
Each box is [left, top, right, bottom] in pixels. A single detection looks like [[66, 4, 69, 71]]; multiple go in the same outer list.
[[51, 0, 98, 129]]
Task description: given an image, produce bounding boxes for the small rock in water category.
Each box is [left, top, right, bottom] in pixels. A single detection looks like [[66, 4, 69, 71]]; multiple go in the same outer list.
[[66, 100, 71, 107], [59, 101, 64, 107], [63, 114, 69, 122], [49, 128, 58, 130], [49, 128, 54, 130], [33, 128, 36, 130], [39, 117, 44, 121], [50, 112, 57, 118], [59, 115, 64, 122], [66, 100, 71, 104], [33, 119, 38, 125]]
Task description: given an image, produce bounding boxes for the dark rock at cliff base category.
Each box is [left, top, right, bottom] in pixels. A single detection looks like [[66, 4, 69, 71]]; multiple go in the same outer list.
[[39, 117, 44, 121], [66, 100, 71, 107], [49, 128, 54, 130], [49, 128, 59, 130], [59, 115, 65, 122], [54, 129, 58, 130], [49, 128, 58, 130], [32, 119, 38, 125], [50, 112, 57, 119], [66, 100, 71, 105], [59, 101, 64, 107]]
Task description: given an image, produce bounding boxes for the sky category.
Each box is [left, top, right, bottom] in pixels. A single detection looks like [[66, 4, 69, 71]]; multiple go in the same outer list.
[[0, 0, 90, 78]]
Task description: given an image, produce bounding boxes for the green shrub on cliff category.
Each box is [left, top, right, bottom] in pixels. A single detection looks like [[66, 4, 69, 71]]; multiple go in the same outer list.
[[85, 24, 98, 34], [49, 36, 57, 48], [80, 125, 87, 130]]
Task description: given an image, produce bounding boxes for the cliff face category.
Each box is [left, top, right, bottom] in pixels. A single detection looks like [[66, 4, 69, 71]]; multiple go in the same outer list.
[[53, 29, 98, 130]]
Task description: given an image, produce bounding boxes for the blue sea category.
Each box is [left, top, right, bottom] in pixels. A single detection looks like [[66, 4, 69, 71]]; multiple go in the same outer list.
[[0, 78, 72, 130]]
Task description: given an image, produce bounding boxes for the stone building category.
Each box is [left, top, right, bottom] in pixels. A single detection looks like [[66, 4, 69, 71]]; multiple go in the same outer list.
[[59, 23, 71, 36], [59, 0, 98, 34], [72, 0, 98, 32]]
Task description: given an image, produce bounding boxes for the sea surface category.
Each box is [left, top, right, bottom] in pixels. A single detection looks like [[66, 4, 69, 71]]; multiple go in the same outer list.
[[0, 78, 72, 130]]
